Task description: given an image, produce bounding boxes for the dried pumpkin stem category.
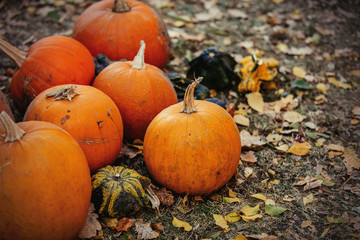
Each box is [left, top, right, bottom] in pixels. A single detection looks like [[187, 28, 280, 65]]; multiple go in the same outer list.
[[0, 38, 27, 67], [113, 0, 131, 13], [131, 40, 146, 70], [46, 85, 79, 101], [0, 111, 25, 142], [180, 77, 203, 114]]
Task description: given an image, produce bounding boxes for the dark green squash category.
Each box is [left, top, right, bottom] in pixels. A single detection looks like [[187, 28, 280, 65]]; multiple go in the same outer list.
[[91, 165, 151, 218], [186, 48, 240, 90], [168, 72, 209, 100]]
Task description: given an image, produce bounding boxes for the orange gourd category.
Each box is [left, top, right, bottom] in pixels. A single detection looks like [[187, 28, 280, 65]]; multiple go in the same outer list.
[[0, 36, 95, 112], [92, 41, 177, 140], [23, 84, 123, 172], [0, 111, 92, 240], [143, 78, 241, 195], [0, 91, 14, 121], [72, 0, 170, 68]]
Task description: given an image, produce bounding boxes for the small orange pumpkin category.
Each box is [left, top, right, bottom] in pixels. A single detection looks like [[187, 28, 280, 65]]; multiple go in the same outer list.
[[0, 91, 14, 121], [0, 111, 92, 240], [23, 84, 124, 172], [143, 78, 241, 195], [72, 0, 171, 68], [0, 36, 95, 112], [92, 41, 177, 140]]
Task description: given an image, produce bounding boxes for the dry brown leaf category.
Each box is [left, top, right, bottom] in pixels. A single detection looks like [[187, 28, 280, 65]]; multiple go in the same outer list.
[[152, 186, 175, 207], [241, 151, 258, 163], [78, 203, 102, 239], [244, 167, 254, 179], [115, 217, 133, 232], [326, 144, 345, 152], [343, 147, 360, 171], [287, 142, 311, 156], [283, 111, 307, 123], [301, 220, 313, 228], [246, 92, 264, 114], [303, 193, 316, 206], [288, 46, 313, 55], [293, 176, 322, 191], [135, 219, 160, 239], [293, 66, 306, 78], [234, 114, 250, 126], [240, 130, 266, 148], [266, 133, 283, 144]]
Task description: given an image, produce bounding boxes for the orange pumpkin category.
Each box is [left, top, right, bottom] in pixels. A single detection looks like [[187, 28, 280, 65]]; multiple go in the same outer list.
[[0, 91, 14, 121], [23, 84, 124, 172], [0, 111, 92, 240], [0, 36, 95, 112], [143, 78, 241, 195], [92, 41, 177, 140], [72, 0, 170, 68]]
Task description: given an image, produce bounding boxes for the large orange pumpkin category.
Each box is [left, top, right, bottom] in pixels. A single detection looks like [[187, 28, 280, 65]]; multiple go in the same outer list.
[[72, 0, 170, 68], [92, 41, 177, 141], [0, 91, 14, 121], [143, 78, 241, 195], [0, 36, 95, 112], [23, 84, 124, 172], [0, 111, 92, 240]]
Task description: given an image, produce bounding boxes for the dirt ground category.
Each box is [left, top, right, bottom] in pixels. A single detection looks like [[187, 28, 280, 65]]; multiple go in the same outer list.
[[0, 0, 359, 239]]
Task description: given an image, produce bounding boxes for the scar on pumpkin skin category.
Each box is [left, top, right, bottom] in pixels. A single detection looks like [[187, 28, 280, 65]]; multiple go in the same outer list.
[[0, 162, 11, 174]]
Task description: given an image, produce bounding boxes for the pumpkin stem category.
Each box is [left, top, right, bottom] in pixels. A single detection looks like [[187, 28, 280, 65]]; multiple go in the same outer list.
[[0, 111, 26, 142], [46, 85, 79, 101], [131, 40, 146, 70], [113, 0, 131, 13], [0, 38, 27, 67], [180, 77, 203, 114]]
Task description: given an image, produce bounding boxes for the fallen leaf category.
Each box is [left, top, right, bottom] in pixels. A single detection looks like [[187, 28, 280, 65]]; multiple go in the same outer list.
[[304, 122, 317, 130], [102, 217, 118, 228], [283, 195, 296, 202], [287, 142, 311, 156], [229, 189, 237, 198], [115, 217, 133, 232], [270, 179, 280, 185], [291, 79, 313, 90], [264, 205, 287, 216], [276, 144, 289, 152], [288, 46, 313, 55], [315, 175, 335, 187], [213, 214, 229, 230], [234, 114, 250, 126], [227, 9, 248, 19], [320, 227, 330, 238], [303, 193, 316, 206], [152, 186, 175, 207], [135, 220, 160, 239], [233, 235, 248, 240], [240, 204, 260, 216], [241, 151, 258, 163], [350, 70, 360, 77], [244, 167, 254, 179], [314, 94, 327, 104], [172, 217, 192, 231], [326, 144, 345, 152], [277, 43, 289, 53], [246, 92, 264, 114], [293, 66, 306, 78], [241, 214, 263, 222], [328, 77, 352, 89], [316, 83, 327, 94], [283, 111, 307, 123], [240, 130, 266, 148], [343, 147, 360, 171], [265, 199, 276, 206], [301, 220, 313, 228], [225, 213, 241, 223], [266, 133, 283, 144], [78, 203, 102, 239], [293, 176, 322, 191], [223, 197, 242, 203], [251, 193, 267, 201], [326, 215, 348, 224]]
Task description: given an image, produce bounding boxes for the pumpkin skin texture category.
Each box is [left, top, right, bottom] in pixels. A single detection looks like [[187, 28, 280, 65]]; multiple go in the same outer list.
[[0, 91, 14, 121], [92, 165, 151, 218], [0, 112, 92, 240], [143, 79, 241, 195], [23, 84, 124, 172], [92, 41, 177, 141], [72, 0, 171, 68], [9, 36, 94, 112]]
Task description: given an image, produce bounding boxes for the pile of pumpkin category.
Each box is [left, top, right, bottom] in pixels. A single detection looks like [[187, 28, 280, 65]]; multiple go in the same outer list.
[[0, 0, 243, 239]]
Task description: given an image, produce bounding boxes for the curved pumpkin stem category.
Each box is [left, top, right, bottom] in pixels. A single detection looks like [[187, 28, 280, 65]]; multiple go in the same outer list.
[[0, 111, 25, 142], [113, 0, 131, 13], [180, 77, 203, 114], [131, 40, 146, 70], [0, 38, 27, 67], [46, 85, 79, 101]]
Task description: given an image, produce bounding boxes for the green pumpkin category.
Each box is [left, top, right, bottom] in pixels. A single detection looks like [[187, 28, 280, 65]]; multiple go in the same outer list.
[[91, 165, 151, 218], [168, 72, 210, 100]]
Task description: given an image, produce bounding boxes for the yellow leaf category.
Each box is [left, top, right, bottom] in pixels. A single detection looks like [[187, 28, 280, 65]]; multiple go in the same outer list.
[[270, 179, 280, 185], [229, 189, 237, 198], [283, 111, 307, 123], [246, 92, 264, 114], [326, 215, 348, 223], [301, 220, 312, 228], [102, 217, 118, 228], [223, 197, 242, 203], [316, 83, 327, 94], [343, 147, 360, 170], [326, 144, 344, 152], [213, 214, 229, 230], [172, 217, 192, 231], [251, 193, 267, 201], [225, 213, 241, 223], [233, 235, 248, 240], [287, 142, 312, 156], [241, 214, 263, 222], [233, 114, 250, 127], [328, 77, 352, 89], [277, 43, 288, 53], [293, 66, 306, 78], [265, 199, 276, 206], [240, 204, 260, 216], [320, 227, 330, 238], [303, 193, 316, 206]]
